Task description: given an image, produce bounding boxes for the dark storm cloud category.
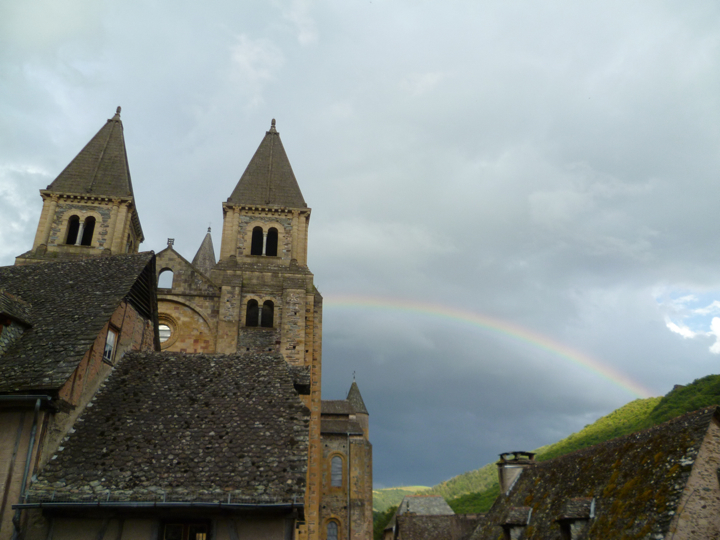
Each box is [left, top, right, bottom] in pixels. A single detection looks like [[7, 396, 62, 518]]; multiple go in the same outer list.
[[2, 0, 720, 486]]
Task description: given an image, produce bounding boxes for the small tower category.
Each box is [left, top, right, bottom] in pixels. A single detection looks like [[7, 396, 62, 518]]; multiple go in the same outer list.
[[192, 227, 216, 276], [16, 107, 144, 265]]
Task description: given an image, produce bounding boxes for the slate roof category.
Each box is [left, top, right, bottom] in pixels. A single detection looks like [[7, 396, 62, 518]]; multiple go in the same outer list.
[[27, 352, 310, 504], [0, 253, 156, 393], [395, 514, 483, 540], [397, 495, 455, 516], [227, 120, 307, 208], [47, 107, 135, 198], [468, 406, 720, 540], [191, 228, 216, 276], [322, 400, 355, 415], [347, 381, 368, 414]]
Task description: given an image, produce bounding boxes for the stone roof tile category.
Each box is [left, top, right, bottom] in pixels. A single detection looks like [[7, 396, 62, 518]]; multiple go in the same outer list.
[[47, 107, 135, 198], [347, 381, 368, 414], [227, 120, 306, 208], [322, 400, 354, 415], [320, 418, 364, 435], [0, 253, 155, 392], [27, 352, 310, 504], [191, 228, 216, 276], [468, 406, 720, 540]]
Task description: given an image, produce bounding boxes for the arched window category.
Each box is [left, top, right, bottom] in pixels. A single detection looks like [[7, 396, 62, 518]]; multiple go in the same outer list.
[[158, 269, 174, 289], [246, 300, 259, 327], [66, 216, 80, 245], [251, 227, 263, 256], [80, 216, 95, 246], [327, 521, 338, 540], [266, 228, 278, 257], [331, 456, 343, 487], [261, 301, 274, 328]]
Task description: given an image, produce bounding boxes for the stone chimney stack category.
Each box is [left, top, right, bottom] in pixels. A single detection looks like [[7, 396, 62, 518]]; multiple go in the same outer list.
[[497, 451, 536, 494]]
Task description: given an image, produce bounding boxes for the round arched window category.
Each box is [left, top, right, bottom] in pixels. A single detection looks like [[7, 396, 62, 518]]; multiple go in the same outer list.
[[159, 324, 172, 343]]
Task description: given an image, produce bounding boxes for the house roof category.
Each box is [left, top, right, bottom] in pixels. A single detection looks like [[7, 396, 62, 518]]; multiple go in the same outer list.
[[468, 406, 720, 540], [191, 228, 216, 276], [0, 253, 156, 393], [395, 514, 483, 540], [227, 120, 307, 208], [47, 107, 135, 198], [27, 352, 310, 504], [398, 495, 455, 516], [347, 381, 368, 414], [322, 399, 355, 415]]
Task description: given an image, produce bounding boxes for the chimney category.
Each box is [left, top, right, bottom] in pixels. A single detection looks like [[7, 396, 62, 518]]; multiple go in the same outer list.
[[497, 451, 535, 494]]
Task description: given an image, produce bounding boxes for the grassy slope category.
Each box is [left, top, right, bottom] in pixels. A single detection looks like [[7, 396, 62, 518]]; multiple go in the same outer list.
[[445, 374, 720, 512], [375, 374, 720, 517], [373, 486, 430, 513]]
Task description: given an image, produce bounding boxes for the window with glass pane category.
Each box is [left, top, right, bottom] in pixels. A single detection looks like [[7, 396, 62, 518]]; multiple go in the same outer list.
[[103, 329, 117, 363], [327, 521, 338, 540], [331, 456, 343, 487], [164, 523, 208, 540]]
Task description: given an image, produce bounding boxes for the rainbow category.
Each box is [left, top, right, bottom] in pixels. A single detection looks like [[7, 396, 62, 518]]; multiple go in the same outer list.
[[324, 294, 654, 399]]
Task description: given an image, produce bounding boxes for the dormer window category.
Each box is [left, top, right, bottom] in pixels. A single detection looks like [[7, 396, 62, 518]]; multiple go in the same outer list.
[[103, 328, 118, 364], [502, 507, 532, 540], [557, 498, 595, 540]]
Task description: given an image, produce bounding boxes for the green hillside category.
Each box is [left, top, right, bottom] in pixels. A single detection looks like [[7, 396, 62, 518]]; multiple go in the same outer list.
[[375, 374, 720, 518], [373, 486, 430, 512], [442, 374, 720, 512]]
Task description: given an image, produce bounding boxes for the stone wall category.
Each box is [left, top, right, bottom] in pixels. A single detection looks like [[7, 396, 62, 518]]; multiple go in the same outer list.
[[668, 417, 720, 539]]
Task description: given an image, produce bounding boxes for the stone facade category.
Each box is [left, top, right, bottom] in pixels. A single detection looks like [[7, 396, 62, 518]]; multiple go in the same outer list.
[[2, 113, 371, 540]]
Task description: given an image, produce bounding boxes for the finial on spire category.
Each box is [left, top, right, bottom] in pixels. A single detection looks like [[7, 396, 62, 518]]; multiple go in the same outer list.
[[207, 226, 211, 233], [353, 371, 356, 382], [116, 106, 121, 114], [167, 238, 175, 247], [269, 118, 277, 133]]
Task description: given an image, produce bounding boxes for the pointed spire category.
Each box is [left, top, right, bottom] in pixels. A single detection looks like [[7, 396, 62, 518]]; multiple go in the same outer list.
[[47, 107, 135, 198], [227, 119, 307, 208], [347, 380, 368, 415], [192, 227, 216, 275]]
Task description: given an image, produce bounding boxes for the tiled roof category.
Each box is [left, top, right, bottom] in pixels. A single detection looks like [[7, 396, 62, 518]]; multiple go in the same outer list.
[[227, 120, 307, 208], [320, 418, 364, 435], [47, 108, 135, 198], [396, 514, 482, 540], [347, 381, 368, 414], [322, 400, 355, 415], [28, 352, 310, 504], [468, 406, 720, 540], [191, 228, 216, 276], [398, 495, 455, 516], [0, 290, 32, 326], [0, 253, 155, 392]]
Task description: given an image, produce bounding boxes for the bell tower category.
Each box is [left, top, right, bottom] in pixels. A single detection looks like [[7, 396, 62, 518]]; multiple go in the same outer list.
[[16, 107, 143, 265]]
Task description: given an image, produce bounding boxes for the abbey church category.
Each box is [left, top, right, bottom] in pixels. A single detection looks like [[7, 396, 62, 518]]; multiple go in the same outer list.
[[0, 108, 371, 540]]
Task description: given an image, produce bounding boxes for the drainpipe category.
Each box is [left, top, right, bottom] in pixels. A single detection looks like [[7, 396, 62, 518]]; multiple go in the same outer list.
[[12, 398, 43, 540], [347, 434, 351, 540]]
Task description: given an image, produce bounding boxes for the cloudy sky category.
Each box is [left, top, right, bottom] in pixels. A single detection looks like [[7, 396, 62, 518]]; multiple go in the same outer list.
[[2, 0, 720, 488]]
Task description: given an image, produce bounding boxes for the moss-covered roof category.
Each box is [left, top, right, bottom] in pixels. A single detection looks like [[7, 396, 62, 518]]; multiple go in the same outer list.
[[28, 352, 310, 504], [469, 406, 720, 540]]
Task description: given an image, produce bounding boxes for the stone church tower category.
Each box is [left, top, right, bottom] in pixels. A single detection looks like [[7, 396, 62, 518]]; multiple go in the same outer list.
[[14, 110, 371, 540], [16, 107, 143, 265], [155, 120, 371, 540]]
